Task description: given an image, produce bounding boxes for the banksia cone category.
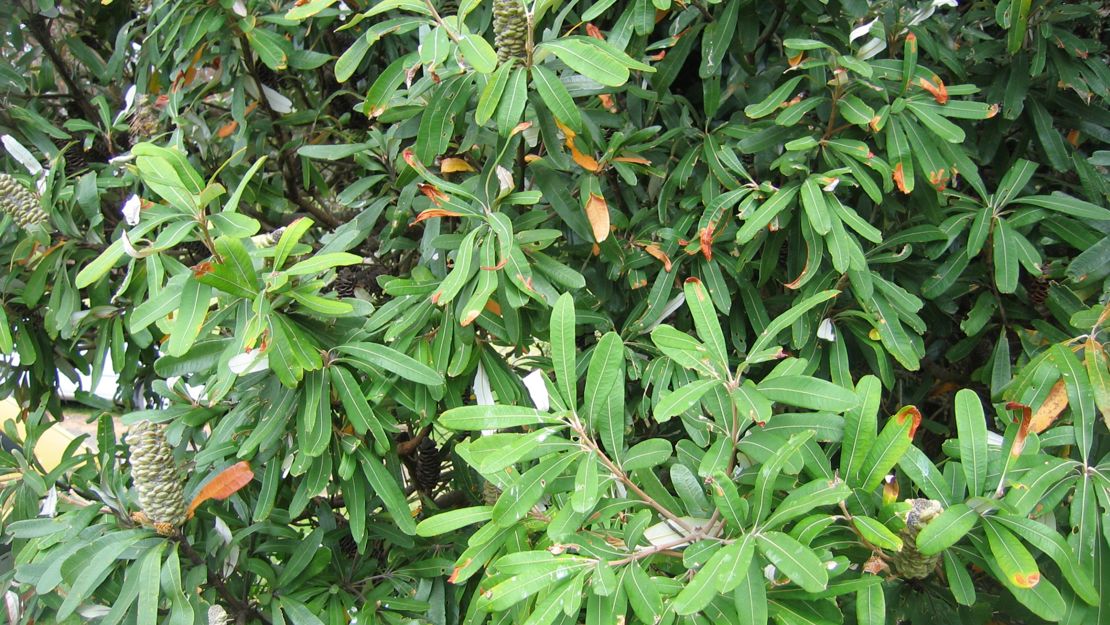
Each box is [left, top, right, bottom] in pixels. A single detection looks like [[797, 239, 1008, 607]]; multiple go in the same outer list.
[[891, 498, 944, 579], [128, 421, 187, 532], [207, 605, 229, 625], [250, 227, 285, 248], [481, 480, 502, 506], [414, 437, 441, 493], [129, 97, 161, 142], [0, 174, 49, 229], [492, 0, 527, 63]]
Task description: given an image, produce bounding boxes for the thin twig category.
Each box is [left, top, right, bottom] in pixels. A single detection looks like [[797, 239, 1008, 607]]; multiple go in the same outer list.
[[570, 416, 695, 533], [177, 534, 273, 625]]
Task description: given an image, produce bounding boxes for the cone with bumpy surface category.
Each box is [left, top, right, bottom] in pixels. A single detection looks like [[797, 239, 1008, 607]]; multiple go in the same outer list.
[[128, 421, 187, 532], [130, 97, 160, 142], [891, 498, 944, 579], [492, 0, 527, 63], [481, 480, 502, 506], [0, 174, 49, 229]]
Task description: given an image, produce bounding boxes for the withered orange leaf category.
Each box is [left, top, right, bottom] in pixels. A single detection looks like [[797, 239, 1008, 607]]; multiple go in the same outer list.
[[216, 120, 238, 139], [614, 155, 651, 165], [411, 208, 464, 225], [186, 461, 254, 518], [893, 162, 910, 194], [585, 193, 610, 243], [643, 244, 672, 272], [418, 183, 448, 206], [1030, 379, 1068, 433], [918, 76, 948, 105]]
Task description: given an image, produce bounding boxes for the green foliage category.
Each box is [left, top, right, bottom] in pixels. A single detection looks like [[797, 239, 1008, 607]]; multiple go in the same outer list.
[[0, 0, 1108, 624]]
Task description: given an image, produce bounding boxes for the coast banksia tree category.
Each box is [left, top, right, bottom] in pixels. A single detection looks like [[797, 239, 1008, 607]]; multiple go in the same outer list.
[[1, 0, 1108, 623], [0, 174, 48, 229], [127, 421, 186, 534]]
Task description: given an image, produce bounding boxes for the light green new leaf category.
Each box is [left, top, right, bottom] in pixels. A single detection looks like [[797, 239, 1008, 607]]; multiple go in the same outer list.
[[800, 177, 831, 235], [167, 277, 211, 357], [459, 34, 497, 73], [853, 516, 903, 551], [416, 506, 493, 536], [841, 375, 880, 485], [439, 405, 559, 430]]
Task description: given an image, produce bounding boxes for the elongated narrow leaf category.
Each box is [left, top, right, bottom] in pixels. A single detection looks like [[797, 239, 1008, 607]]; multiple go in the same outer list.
[[359, 449, 417, 535], [915, 503, 979, 555], [439, 405, 559, 430], [654, 379, 718, 422], [416, 506, 493, 536], [186, 461, 254, 518], [550, 293, 577, 408], [983, 519, 1040, 588], [531, 65, 582, 132], [756, 531, 827, 592], [858, 406, 921, 491], [537, 40, 629, 87], [683, 278, 729, 371], [336, 342, 444, 385], [842, 375, 880, 485], [955, 389, 987, 496], [583, 332, 625, 456], [458, 34, 496, 73], [744, 76, 805, 119], [756, 376, 859, 412]]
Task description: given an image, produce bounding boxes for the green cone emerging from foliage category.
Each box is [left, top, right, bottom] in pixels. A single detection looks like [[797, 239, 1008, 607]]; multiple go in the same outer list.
[[0, 174, 48, 229], [127, 421, 186, 531], [892, 498, 944, 579], [492, 0, 527, 63]]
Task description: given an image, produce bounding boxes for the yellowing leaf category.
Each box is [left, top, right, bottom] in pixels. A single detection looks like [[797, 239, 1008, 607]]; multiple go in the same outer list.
[[585, 193, 610, 243], [187, 461, 254, 518], [440, 158, 475, 173]]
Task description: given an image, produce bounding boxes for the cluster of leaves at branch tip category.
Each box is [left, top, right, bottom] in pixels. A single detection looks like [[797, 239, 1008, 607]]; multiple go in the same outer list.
[[492, 0, 527, 63], [891, 498, 944, 579], [127, 421, 187, 533], [0, 173, 48, 229]]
